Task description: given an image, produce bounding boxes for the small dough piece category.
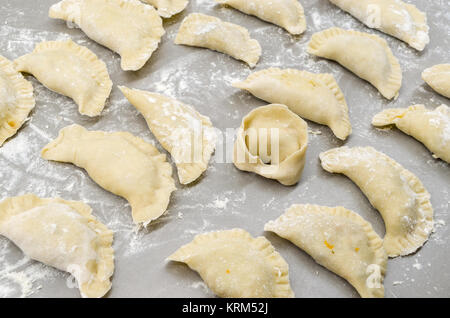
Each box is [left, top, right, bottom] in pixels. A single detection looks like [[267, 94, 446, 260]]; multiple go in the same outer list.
[[373, 104, 450, 163], [234, 104, 308, 186], [175, 13, 261, 67], [41, 124, 176, 226], [234, 68, 351, 140], [14, 40, 112, 117], [49, 0, 165, 71], [167, 229, 294, 298], [329, 0, 429, 51], [0, 194, 114, 298], [216, 0, 306, 35], [119, 86, 217, 184], [0, 55, 35, 146], [142, 0, 188, 18], [320, 146, 434, 257], [265, 204, 387, 298], [422, 64, 450, 98], [307, 28, 402, 100]]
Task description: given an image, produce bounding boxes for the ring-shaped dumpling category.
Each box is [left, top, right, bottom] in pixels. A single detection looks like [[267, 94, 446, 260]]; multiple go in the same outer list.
[[216, 0, 306, 35], [14, 40, 112, 117], [167, 228, 294, 298], [142, 0, 189, 18], [0, 194, 114, 298], [0, 55, 35, 146], [422, 64, 450, 99], [234, 68, 351, 140], [307, 28, 402, 100], [372, 104, 450, 163], [49, 0, 165, 71], [41, 124, 176, 226], [265, 204, 387, 298], [175, 13, 262, 68], [320, 146, 434, 257], [233, 104, 308, 186]]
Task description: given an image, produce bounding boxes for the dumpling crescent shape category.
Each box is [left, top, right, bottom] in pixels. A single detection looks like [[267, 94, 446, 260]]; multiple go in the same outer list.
[[329, 0, 429, 51], [41, 124, 176, 226], [233, 104, 308, 186], [265, 204, 387, 298], [320, 146, 434, 257], [142, 0, 189, 18], [49, 0, 165, 71], [307, 28, 402, 100], [216, 0, 306, 35], [167, 228, 294, 298], [0, 194, 114, 298], [0, 55, 35, 146], [14, 40, 112, 117], [372, 104, 450, 163], [175, 13, 262, 68], [119, 86, 217, 185], [234, 68, 351, 140], [422, 64, 450, 99]]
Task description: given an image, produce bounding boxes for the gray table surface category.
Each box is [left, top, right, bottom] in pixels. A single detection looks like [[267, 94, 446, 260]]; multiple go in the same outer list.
[[0, 0, 449, 298]]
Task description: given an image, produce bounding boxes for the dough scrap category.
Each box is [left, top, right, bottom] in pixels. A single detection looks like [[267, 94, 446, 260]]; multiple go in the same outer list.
[[307, 27, 402, 100], [373, 104, 450, 163], [422, 64, 450, 99], [234, 68, 351, 140], [168, 228, 294, 298], [265, 204, 387, 298], [329, 0, 429, 51], [41, 124, 176, 226], [119, 86, 217, 184], [0, 194, 114, 298], [142, 0, 188, 18], [0, 55, 35, 146], [233, 104, 308, 186], [320, 146, 434, 257], [216, 0, 306, 35], [175, 13, 261, 67], [49, 0, 165, 71], [14, 40, 112, 117]]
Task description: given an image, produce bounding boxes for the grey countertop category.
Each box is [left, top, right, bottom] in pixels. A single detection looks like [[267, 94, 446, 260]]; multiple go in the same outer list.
[[0, 0, 449, 298]]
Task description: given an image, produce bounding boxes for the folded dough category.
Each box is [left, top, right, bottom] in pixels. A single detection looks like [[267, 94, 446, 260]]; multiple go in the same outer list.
[[329, 0, 429, 51], [49, 0, 165, 71], [42, 124, 176, 226], [168, 229, 294, 298], [320, 146, 434, 257], [0, 194, 114, 298], [0, 55, 35, 146], [234, 104, 308, 186], [373, 104, 450, 163], [14, 40, 112, 117], [308, 28, 402, 100], [265, 204, 387, 298], [142, 0, 188, 18], [234, 68, 351, 140], [119, 86, 217, 185], [422, 64, 450, 99], [175, 13, 262, 68], [216, 0, 306, 35]]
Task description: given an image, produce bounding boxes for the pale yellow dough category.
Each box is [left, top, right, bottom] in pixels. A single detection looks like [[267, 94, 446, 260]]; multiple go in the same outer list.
[[373, 104, 450, 163], [216, 0, 306, 35], [234, 68, 351, 140], [119, 86, 217, 184], [0, 55, 35, 146], [41, 124, 176, 226], [142, 0, 188, 18], [320, 146, 434, 257], [233, 104, 308, 186], [308, 28, 402, 100], [0, 194, 114, 298], [265, 204, 387, 298], [49, 0, 165, 71], [168, 229, 294, 298], [422, 64, 450, 99], [175, 13, 261, 68], [14, 40, 112, 117]]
